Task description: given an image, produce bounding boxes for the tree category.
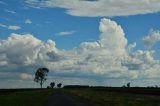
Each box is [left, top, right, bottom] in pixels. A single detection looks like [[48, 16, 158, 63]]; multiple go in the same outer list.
[[57, 83, 62, 88], [155, 85, 158, 88], [47, 86, 50, 89], [50, 82, 55, 88], [34, 68, 49, 88], [127, 82, 130, 88], [122, 85, 126, 88]]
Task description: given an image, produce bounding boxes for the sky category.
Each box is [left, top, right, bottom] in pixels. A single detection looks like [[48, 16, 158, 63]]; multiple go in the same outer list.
[[1, 0, 160, 88]]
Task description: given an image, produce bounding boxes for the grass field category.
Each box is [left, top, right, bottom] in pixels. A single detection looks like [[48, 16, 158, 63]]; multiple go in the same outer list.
[[0, 89, 53, 106], [1, 88, 160, 106], [65, 88, 160, 106]]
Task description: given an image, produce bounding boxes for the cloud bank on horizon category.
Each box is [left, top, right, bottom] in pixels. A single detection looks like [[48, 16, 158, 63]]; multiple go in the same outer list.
[[0, 18, 160, 87], [25, 0, 160, 17]]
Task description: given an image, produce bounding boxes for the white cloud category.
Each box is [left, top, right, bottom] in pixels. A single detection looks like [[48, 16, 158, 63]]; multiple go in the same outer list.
[[25, 0, 160, 17], [56, 31, 75, 36], [128, 42, 136, 52], [4, 9, 16, 14], [130, 50, 156, 64], [143, 30, 160, 48], [20, 73, 33, 80], [0, 33, 58, 65], [0, 18, 160, 88], [25, 19, 32, 24], [99, 18, 127, 56], [0, 24, 21, 30], [8, 25, 21, 30]]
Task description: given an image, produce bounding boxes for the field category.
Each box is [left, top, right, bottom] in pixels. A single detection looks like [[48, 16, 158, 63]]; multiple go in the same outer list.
[[0, 89, 53, 106], [64, 87, 160, 106], [1, 87, 160, 106]]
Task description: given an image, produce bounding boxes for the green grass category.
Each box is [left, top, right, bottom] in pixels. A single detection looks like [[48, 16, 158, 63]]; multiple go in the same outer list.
[[65, 88, 160, 106], [0, 89, 53, 106]]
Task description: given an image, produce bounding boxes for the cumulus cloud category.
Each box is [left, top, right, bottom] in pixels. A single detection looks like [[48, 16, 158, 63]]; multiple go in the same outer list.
[[0, 24, 21, 30], [56, 31, 75, 36], [99, 18, 127, 56], [0, 18, 160, 88], [128, 42, 136, 52], [25, 19, 32, 24], [143, 30, 160, 48], [0, 33, 59, 65], [25, 0, 160, 17]]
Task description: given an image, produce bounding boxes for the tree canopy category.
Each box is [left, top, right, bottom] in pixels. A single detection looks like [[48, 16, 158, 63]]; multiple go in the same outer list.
[[57, 83, 62, 88], [50, 82, 55, 88], [34, 68, 49, 88]]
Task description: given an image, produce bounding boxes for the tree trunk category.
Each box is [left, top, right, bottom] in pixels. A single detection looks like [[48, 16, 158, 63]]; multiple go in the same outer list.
[[40, 79, 42, 88]]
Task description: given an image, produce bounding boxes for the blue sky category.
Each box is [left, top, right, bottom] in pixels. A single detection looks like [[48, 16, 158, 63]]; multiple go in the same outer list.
[[1, 0, 160, 88], [1, 0, 160, 50]]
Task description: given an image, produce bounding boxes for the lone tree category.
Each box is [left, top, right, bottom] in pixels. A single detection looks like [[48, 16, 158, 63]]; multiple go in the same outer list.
[[127, 82, 130, 88], [50, 82, 55, 88], [57, 83, 62, 88], [34, 68, 49, 88]]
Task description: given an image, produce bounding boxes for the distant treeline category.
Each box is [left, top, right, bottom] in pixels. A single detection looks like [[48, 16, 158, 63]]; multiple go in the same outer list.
[[64, 85, 90, 88], [63, 85, 160, 95], [63, 85, 159, 89]]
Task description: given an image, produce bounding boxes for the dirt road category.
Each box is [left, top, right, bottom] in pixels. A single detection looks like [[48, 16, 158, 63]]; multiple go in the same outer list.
[[44, 90, 94, 106]]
